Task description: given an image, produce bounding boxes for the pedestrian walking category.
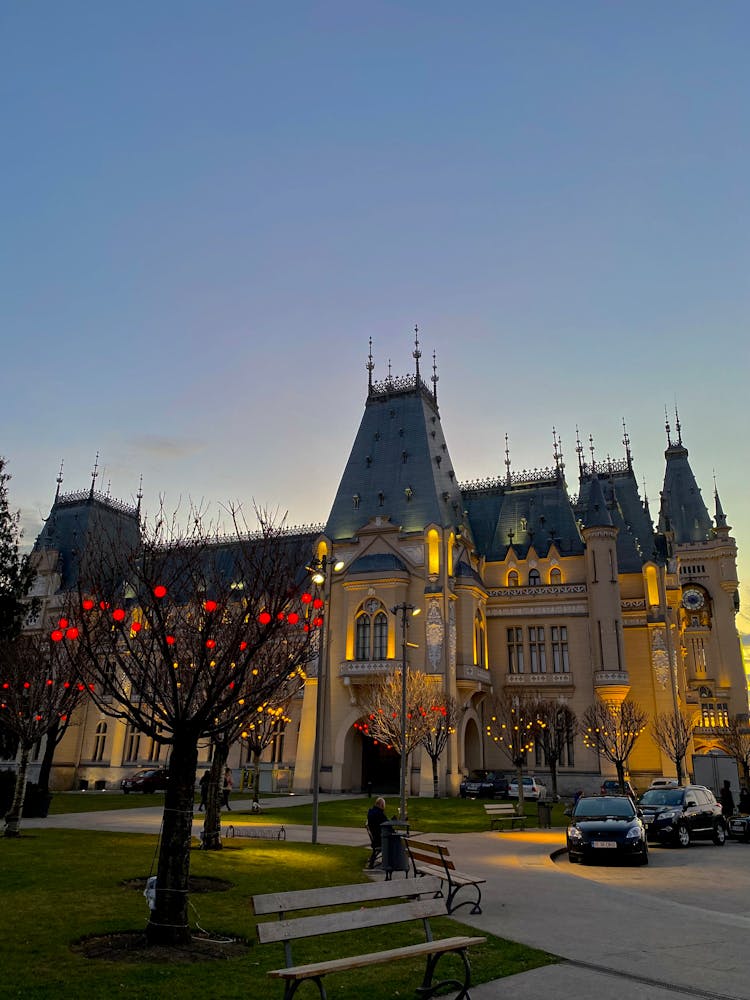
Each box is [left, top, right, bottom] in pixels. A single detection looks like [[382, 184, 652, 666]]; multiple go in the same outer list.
[[198, 769, 210, 811], [720, 779, 735, 819], [222, 767, 233, 810]]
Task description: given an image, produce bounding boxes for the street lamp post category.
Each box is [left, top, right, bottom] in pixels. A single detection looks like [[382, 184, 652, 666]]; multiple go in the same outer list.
[[391, 602, 421, 823], [310, 554, 343, 844]]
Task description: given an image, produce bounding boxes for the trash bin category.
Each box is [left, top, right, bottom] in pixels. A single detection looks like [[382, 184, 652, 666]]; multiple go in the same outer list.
[[380, 821, 409, 879], [537, 800, 552, 829], [21, 782, 53, 818]]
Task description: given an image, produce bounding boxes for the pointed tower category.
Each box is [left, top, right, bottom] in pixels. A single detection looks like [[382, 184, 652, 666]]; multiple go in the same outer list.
[[658, 417, 713, 548]]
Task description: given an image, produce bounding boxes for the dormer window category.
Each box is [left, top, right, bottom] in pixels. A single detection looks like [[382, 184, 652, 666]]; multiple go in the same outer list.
[[366, 456, 372, 467], [353, 494, 361, 510], [402, 451, 408, 464], [404, 487, 413, 501], [378, 491, 385, 507]]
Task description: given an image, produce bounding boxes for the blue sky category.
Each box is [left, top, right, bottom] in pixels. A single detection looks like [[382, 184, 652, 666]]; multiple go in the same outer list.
[[2, 2, 748, 641]]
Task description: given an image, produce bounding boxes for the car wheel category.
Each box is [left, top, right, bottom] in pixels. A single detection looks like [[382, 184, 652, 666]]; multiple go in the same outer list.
[[123, 789, 130, 795], [675, 823, 691, 848], [567, 851, 577, 864], [713, 822, 727, 846]]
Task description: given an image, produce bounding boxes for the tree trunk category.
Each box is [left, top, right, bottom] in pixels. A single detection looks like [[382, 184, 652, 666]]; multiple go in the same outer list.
[[676, 757, 684, 786], [515, 763, 525, 813], [4, 744, 30, 838], [549, 757, 559, 801], [252, 749, 262, 807], [145, 734, 198, 945], [36, 718, 63, 795], [615, 761, 626, 791], [201, 744, 228, 851], [431, 754, 439, 798]]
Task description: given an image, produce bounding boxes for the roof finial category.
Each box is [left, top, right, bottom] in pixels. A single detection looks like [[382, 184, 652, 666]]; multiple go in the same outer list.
[[642, 477, 651, 518], [622, 418, 632, 470], [136, 475, 143, 518], [431, 349, 439, 404], [665, 406, 672, 447], [413, 324, 421, 380], [55, 459, 64, 502], [674, 404, 682, 446], [575, 426, 584, 476], [89, 452, 99, 499], [552, 426, 563, 473], [387, 358, 392, 383], [366, 336, 374, 393], [589, 434, 596, 474], [504, 433, 512, 485]]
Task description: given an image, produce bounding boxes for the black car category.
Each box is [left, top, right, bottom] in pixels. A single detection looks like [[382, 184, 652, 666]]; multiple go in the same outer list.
[[566, 795, 648, 865], [637, 784, 726, 847], [460, 769, 509, 799], [120, 768, 169, 794], [727, 814, 750, 842]]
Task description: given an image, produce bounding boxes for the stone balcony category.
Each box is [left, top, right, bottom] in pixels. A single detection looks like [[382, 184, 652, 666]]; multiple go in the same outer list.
[[504, 671, 574, 686], [337, 659, 397, 680]]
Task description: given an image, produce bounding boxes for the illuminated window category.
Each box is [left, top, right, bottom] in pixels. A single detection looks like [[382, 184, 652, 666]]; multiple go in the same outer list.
[[508, 570, 519, 587], [550, 567, 562, 585], [427, 529, 440, 575], [123, 723, 141, 763], [355, 602, 388, 661], [474, 612, 486, 667]]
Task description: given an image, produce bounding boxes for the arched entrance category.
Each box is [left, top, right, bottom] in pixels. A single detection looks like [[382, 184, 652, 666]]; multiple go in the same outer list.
[[463, 717, 483, 773], [360, 733, 400, 795]]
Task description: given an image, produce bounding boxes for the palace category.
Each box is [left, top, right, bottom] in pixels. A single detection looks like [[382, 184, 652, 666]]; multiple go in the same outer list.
[[17, 339, 746, 797]]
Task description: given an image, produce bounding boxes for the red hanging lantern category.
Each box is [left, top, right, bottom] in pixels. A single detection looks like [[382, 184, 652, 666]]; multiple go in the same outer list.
[[82, 598, 94, 611], [166, 635, 176, 646], [258, 611, 272, 625], [204, 599, 217, 613], [46, 679, 53, 686], [153, 585, 167, 599], [301, 592, 312, 604], [287, 612, 299, 625], [58, 617, 69, 629], [312, 597, 324, 610], [131, 621, 142, 633], [112, 609, 126, 622], [99, 600, 110, 610], [50, 629, 64, 642], [277, 611, 285, 621], [239, 641, 248, 651], [23, 682, 31, 689], [205, 639, 216, 649], [65, 627, 79, 640], [313, 616, 323, 627]]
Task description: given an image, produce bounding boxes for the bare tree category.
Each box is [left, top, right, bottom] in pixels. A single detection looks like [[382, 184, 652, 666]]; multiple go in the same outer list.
[[241, 680, 301, 806], [581, 698, 648, 792], [485, 692, 539, 811], [67, 507, 316, 945], [651, 709, 696, 786], [718, 715, 750, 784], [533, 699, 577, 801], [0, 630, 86, 836]]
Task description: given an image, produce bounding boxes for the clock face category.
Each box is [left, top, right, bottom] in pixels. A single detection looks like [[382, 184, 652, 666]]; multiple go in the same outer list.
[[682, 588, 705, 611]]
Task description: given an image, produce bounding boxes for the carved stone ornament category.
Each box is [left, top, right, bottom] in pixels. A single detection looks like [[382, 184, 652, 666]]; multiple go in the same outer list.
[[426, 599, 444, 671], [650, 627, 670, 691], [448, 603, 457, 670], [400, 543, 424, 566]]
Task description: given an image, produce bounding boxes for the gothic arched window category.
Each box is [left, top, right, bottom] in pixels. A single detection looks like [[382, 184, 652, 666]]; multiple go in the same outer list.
[[93, 721, 108, 762], [355, 600, 389, 660], [507, 570, 519, 588], [528, 569, 541, 586], [550, 567, 562, 585]]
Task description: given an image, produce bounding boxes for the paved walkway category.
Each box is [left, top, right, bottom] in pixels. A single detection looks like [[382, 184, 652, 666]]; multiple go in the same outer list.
[[25, 795, 750, 1000]]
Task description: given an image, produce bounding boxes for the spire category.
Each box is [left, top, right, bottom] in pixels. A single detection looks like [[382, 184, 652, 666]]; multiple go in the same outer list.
[[589, 433, 596, 474], [413, 324, 421, 381], [665, 406, 672, 447], [89, 453, 99, 500], [581, 473, 613, 529], [136, 475, 143, 519], [622, 419, 632, 470], [642, 477, 651, 520], [366, 337, 374, 394], [431, 349, 439, 404], [675, 405, 682, 446], [576, 426, 584, 477], [714, 474, 729, 532], [55, 459, 64, 502], [659, 419, 712, 543], [504, 433, 512, 485]]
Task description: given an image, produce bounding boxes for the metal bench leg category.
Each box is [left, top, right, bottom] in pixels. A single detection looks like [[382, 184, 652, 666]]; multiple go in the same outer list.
[[284, 976, 327, 999], [446, 882, 482, 916], [417, 948, 472, 1000]]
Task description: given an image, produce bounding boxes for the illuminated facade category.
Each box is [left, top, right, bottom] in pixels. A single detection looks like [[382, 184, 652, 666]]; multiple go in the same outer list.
[[14, 342, 746, 796]]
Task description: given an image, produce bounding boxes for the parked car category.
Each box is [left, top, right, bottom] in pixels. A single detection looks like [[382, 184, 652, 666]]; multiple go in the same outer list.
[[567, 794, 648, 866], [637, 784, 726, 847], [508, 776, 547, 800], [600, 779, 638, 800], [726, 814, 750, 842], [459, 769, 509, 799], [120, 768, 169, 794], [649, 778, 679, 789]]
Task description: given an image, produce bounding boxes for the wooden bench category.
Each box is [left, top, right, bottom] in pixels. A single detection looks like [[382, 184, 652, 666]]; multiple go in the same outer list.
[[252, 876, 486, 1000], [225, 824, 286, 840], [405, 838, 485, 915], [484, 803, 526, 831]]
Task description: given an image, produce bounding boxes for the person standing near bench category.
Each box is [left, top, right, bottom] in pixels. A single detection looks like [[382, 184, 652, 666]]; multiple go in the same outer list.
[[222, 767, 233, 811], [366, 796, 387, 868]]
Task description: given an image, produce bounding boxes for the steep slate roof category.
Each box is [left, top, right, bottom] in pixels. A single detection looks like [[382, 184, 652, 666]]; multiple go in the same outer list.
[[462, 470, 584, 561], [325, 372, 464, 541], [658, 438, 713, 544], [348, 552, 408, 574], [575, 464, 656, 572]]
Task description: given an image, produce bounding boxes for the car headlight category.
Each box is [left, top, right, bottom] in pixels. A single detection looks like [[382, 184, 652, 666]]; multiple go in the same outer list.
[[625, 826, 644, 839], [567, 826, 583, 841], [659, 810, 678, 821]]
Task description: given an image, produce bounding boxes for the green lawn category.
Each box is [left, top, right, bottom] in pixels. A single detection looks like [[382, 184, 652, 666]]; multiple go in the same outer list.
[[0, 829, 557, 999]]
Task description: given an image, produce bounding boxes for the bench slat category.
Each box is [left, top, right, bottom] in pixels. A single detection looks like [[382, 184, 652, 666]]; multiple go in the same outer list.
[[256, 896, 447, 945], [267, 935, 487, 980], [252, 875, 443, 916]]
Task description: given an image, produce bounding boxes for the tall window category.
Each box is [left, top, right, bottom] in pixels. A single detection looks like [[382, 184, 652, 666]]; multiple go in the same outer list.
[[528, 569, 541, 586], [93, 721, 108, 762], [355, 601, 388, 660], [550, 567, 562, 585], [507, 570, 519, 587], [123, 723, 141, 763], [270, 719, 286, 763], [529, 626, 546, 673], [507, 627, 524, 673], [147, 731, 162, 762], [474, 612, 486, 667], [551, 626, 570, 673]]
